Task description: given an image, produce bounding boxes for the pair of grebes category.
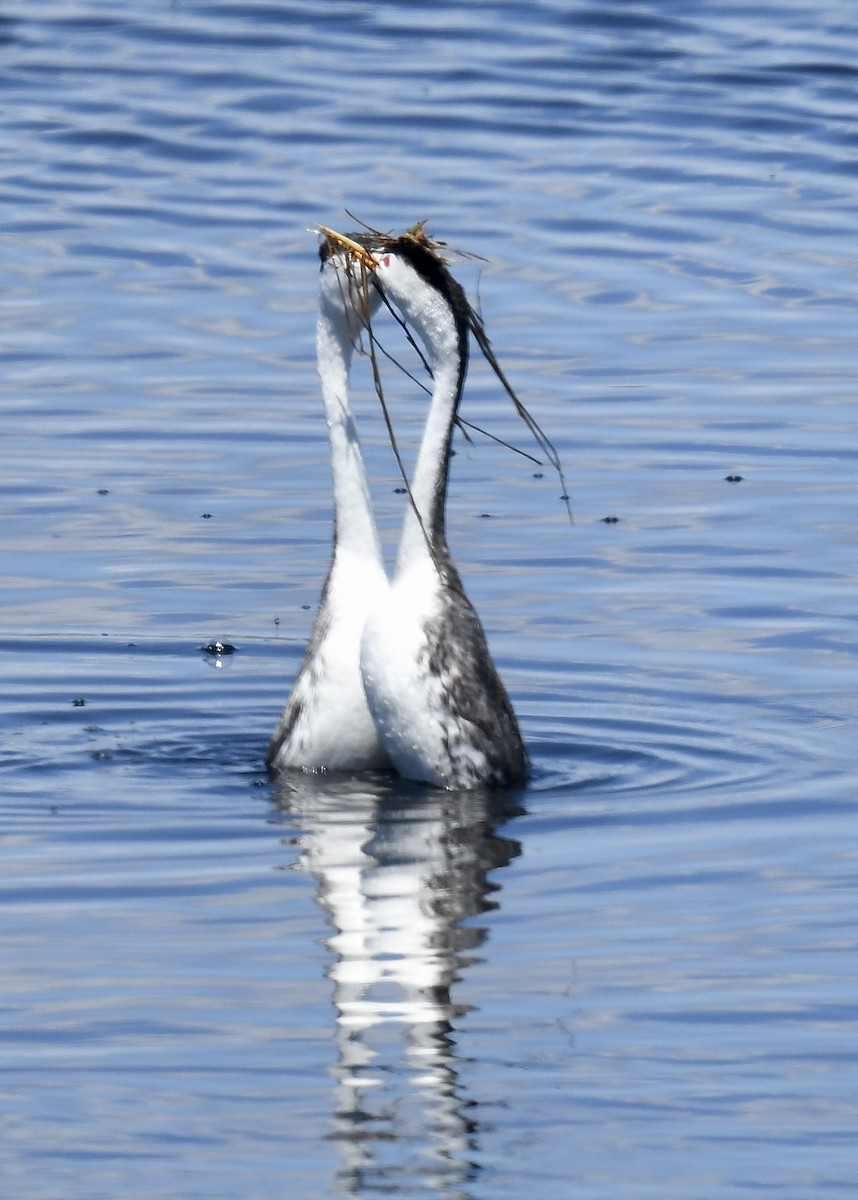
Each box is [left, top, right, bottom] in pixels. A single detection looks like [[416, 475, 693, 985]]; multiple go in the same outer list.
[[267, 223, 560, 790]]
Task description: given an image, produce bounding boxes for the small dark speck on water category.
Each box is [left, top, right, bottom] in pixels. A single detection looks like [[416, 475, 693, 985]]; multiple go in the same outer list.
[[725, 475, 744, 482], [96, 488, 109, 495], [601, 515, 620, 524], [72, 697, 86, 707], [479, 512, 492, 519], [394, 487, 407, 494], [532, 472, 544, 479], [201, 640, 236, 656], [201, 512, 213, 519], [301, 604, 311, 611]]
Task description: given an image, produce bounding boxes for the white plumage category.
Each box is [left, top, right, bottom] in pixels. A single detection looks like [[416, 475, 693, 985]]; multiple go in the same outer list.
[[270, 228, 528, 789], [358, 238, 527, 789], [267, 246, 390, 772]]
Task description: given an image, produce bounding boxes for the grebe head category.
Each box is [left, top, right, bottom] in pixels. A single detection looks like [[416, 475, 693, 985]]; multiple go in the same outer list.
[[371, 237, 469, 334], [317, 229, 384, 337]]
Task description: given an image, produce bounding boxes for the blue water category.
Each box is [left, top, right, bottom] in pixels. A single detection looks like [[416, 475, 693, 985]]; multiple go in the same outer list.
[[2, 2, 858, 1197]]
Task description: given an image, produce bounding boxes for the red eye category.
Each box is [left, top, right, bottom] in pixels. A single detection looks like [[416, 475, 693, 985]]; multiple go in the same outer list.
[[382, 255, 390, 267]]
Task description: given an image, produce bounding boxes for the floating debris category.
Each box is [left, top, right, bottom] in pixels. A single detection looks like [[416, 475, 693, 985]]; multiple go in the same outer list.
[[201, 640, 236, 656]]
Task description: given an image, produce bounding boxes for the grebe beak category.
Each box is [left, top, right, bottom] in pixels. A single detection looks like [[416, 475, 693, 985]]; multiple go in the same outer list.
[[315, 224, 380, 270]]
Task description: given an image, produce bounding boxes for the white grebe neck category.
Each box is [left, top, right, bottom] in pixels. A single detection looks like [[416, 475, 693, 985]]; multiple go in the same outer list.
[[316, 261, 383, 562], [372, 247, 470, 575]]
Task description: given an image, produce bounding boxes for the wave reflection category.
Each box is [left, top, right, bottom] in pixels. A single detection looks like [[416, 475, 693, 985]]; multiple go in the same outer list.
[[274, 775, 522, 1198]]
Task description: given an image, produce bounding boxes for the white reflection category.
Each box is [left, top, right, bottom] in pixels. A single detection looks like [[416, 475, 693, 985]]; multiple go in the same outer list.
[[275, 775, 521, 1199]]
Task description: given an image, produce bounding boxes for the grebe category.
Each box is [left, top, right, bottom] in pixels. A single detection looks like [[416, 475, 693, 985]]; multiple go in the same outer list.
[[358, 235, 528, 789], [267, 237, 391, 772]]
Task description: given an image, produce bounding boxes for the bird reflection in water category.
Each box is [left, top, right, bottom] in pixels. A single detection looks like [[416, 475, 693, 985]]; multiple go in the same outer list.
[[273, 774, 522, 1197]]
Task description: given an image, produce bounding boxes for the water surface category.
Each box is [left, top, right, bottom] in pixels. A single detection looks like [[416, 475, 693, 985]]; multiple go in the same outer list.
[[2, 2, 858, 1197]]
